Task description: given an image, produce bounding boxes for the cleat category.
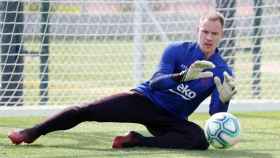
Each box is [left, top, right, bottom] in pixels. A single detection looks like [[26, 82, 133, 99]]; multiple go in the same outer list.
[[8, 128, 39, 145], [8, 130, 26, 145], [112, 131, 140, 149]]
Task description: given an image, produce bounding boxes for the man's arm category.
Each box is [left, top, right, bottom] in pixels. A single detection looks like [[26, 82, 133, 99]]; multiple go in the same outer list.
[[209, 71, 237, 115], [148, 44, 182, 90], [214, 71, 237, 103], [149, 72, 183, 90], [149, 43, 215, 90], [150, 61, 216, 90], [209, 88, 229, 115]]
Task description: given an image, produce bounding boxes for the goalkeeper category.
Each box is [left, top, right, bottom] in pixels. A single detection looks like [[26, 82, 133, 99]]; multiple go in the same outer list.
[[8, 11, 237, 150]]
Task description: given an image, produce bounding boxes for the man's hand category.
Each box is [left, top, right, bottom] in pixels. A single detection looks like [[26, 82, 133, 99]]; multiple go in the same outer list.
[[181, 60, 215, 82], [214, 71, 237, 103]]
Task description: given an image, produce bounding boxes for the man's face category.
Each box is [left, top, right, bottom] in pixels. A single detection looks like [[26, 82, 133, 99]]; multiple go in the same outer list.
[[197, 19, 223, 56]]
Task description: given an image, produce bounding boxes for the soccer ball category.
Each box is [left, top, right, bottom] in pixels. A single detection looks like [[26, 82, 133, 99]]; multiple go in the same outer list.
[[204, 112, 241, 149]]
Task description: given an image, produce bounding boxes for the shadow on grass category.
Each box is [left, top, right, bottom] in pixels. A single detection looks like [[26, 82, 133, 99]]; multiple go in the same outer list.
[[3, 131, 274, 158]]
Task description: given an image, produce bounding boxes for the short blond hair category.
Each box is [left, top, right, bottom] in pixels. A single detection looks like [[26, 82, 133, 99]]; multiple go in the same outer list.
[[200, 11, 225, 28]]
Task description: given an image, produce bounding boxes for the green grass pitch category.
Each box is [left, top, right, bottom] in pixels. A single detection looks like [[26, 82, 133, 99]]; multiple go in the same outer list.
[[1, 111, 280, 158]]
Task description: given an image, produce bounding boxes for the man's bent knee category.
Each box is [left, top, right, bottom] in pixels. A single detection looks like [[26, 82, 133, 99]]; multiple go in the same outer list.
[[196, 141, 209, 150], [192, 135, 209, 150]]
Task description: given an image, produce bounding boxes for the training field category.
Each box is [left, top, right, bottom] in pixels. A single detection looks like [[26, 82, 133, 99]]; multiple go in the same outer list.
[[1, 111, 280, 158], [1, 1, 280, 158]]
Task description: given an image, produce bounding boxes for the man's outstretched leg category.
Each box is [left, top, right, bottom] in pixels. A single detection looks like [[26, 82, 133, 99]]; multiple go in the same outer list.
[[8, 91, 163, 145], [8, 105, 88, 145]]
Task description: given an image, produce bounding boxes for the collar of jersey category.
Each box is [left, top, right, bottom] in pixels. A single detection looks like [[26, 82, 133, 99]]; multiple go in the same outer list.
[[194, 42, 219, 61]]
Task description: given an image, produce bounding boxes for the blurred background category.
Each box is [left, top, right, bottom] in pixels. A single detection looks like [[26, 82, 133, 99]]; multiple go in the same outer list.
[[0, 0, 279, 108]]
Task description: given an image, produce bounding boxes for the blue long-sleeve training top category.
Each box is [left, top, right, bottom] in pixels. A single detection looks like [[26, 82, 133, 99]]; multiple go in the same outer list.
[[134, 41, 233, 120]]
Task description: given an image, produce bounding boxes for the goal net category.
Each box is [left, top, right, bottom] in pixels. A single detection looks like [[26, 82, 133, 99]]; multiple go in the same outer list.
[[0, 0, 279, 110]]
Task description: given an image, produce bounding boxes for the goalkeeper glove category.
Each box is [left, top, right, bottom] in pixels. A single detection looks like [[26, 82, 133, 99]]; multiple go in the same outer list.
[[214, 71, 237, 103], [181, 60, 215, 82]]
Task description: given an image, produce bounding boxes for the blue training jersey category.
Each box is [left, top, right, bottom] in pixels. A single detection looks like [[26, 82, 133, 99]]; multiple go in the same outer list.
[[133, 42, 233, 120]]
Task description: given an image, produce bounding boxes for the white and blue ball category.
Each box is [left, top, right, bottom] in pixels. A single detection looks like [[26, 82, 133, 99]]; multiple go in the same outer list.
[[204, 112, 241, 149]]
